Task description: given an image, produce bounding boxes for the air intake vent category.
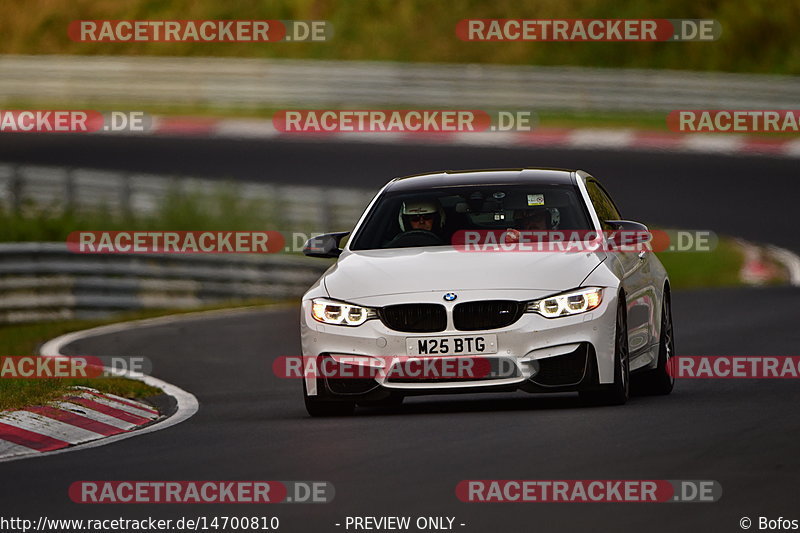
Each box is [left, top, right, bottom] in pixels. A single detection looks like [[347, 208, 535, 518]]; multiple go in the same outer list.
[[453, 300, 524, 331], [379, 304, 447, 333]]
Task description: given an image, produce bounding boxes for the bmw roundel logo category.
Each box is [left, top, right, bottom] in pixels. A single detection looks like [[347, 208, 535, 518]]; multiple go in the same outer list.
[[443, 292, 457, 302]]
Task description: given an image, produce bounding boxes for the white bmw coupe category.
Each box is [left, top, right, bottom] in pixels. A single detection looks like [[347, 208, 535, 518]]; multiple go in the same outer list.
[[300, 169, 674, 416]]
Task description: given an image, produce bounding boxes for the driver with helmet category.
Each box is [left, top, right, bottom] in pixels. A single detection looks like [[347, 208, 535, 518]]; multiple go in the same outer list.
[[398, 199, 446, 234], [384, 199, 447, 247]]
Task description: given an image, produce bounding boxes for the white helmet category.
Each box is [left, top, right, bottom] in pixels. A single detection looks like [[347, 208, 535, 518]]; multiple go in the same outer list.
[[399, 200, 446, 231]]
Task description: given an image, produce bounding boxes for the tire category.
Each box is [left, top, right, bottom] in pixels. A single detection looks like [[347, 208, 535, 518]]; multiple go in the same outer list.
[[638, 291, 675, 395], [303, 378, 355, 417], [580, 298, 630, 406]]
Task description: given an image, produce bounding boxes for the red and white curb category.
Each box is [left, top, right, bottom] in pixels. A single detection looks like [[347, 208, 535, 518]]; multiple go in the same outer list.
[[0, 306, 288, 463], [0, 387, 159, 459], [738, 240, 781, 285], [0, 310, 267, 463], [129, 117, 800, 159], [737, 240, 800, 287], [767, 246, 800, 286]]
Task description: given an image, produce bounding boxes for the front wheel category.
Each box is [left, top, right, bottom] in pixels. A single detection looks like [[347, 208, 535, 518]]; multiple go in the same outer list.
[[580, 299, 630, 406], [638, 291, 675, 395]]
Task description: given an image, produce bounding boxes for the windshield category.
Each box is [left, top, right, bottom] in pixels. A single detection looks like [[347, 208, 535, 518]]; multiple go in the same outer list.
[[350, 184, 592, 250]]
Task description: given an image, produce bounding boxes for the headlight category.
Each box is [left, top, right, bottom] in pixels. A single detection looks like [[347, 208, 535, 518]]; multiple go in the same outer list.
[[526, 287, 603, 318], [311, 298, 377, 326]]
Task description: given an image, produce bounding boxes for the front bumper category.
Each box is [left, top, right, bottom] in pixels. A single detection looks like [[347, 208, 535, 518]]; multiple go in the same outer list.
[[300, 290, 619, 398]]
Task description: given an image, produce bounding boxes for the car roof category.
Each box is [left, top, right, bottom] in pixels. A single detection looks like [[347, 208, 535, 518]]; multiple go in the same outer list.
[[385, 168, 578, 192]]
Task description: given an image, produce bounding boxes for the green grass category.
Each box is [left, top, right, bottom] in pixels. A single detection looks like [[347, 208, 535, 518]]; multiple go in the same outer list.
[[0, 377, 158, 413], [656, 238, 745, 289], [0, 301, 283, 412], [1, 0, 799, 75], [0, 185, 290, 242], [537, 111, 667, 131]]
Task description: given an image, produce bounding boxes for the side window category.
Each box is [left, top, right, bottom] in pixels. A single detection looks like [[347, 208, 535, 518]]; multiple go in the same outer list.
[[586, 180, 621, 229]]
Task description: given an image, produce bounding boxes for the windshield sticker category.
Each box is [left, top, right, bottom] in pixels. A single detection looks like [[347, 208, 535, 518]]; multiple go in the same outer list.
[[527, 194, 545, 206]]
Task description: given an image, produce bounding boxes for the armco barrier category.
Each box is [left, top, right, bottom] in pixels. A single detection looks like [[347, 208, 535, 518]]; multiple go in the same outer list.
[[0, 163, 376, 233], [0, 243, 329, 323], [0, 55, 798, 112], [0, 164, 373, 323]]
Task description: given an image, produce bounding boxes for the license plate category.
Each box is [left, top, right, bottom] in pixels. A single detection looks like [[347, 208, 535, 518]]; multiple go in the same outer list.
[[406, 334, 498, 356]]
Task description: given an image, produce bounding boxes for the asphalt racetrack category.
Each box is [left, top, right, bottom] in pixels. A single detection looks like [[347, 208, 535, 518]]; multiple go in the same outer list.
[[0, 134, 798, 532]]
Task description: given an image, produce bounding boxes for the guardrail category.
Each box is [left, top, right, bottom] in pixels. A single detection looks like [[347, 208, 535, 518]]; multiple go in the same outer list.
[[0, 163, 375, 323], [0, 243, 330, 323], [0, 163, 376, 233], [1, 55, 799, 112]]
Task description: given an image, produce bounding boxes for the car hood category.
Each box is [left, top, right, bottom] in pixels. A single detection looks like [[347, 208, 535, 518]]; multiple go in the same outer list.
[[323, 247, 606, 299]]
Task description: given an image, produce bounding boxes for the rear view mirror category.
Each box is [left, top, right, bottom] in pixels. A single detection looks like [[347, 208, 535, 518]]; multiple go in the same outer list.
[[302, 232, 350, 258]]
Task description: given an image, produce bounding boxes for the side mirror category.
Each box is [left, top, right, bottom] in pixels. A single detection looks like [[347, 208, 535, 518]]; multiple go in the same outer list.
[[302, 232, 350, 258], [603, 220, 651, 247]]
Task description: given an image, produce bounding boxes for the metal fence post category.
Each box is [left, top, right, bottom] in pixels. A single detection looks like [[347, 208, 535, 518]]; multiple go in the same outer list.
[[65, 168, 76, 213], [10, 165, 22, 214], [320, 188, 333, 232], [121, 174, 132, 218]]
